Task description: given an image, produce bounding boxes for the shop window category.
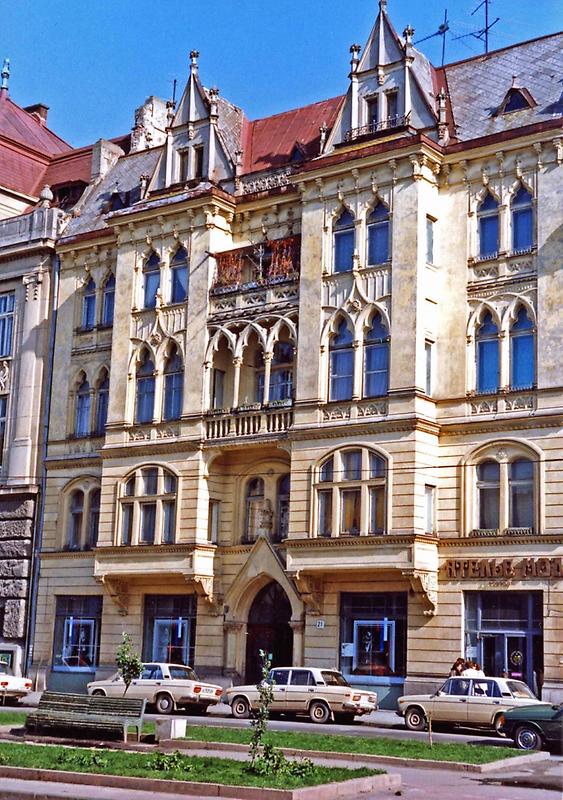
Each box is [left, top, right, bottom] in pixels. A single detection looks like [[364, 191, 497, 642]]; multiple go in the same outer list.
[[101, 274, 115, 326], [135, 351, 155, 424], [52, 595, 102, 671], [333, 210, 355, 273], [94, 371, 109, 435], [276, 474, 290, 541], [476, 313, 499, 393], [363, 313, 389, 397], [367, 203, 390, 265], [118, 466, 178, 546], [0, 293, 15, 357], [340, 592, 407, 685], [143, 595, 196, 666], [477, 193, 499, 259], [510, 307, 535, 390], [81, 279, 96, 330], [74, 375, 91, 437], [329, 319, 354, 401], [511, 186, 533, 252], [170, 247, 188, 304], [143, 251, 160, 309], [163, 346, 183, 421], [316, 447, 386, 537]]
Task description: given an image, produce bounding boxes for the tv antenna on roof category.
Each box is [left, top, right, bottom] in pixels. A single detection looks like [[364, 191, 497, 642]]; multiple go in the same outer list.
[[453, 0, 499, 54], [414, 9, 450, 66]]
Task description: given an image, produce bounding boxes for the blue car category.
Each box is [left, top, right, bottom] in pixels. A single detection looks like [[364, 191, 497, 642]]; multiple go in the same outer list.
[[499, 703, 563, 751]]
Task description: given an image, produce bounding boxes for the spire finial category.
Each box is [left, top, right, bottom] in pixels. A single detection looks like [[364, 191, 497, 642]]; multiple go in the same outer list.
[[189, 50, 199, 74], [379, 0, 388, 11], [403, 25, 415, 45], [1, 58, 10, 93]]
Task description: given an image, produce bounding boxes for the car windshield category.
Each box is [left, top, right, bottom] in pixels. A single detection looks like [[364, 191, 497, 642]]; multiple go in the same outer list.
[[506, 680, 535, 699], [168, 666, 197, 680], [321, 671, 349, 687]]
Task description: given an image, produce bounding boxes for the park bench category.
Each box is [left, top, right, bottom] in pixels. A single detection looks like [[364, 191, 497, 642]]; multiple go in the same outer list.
[[25, 691, 146, 742]]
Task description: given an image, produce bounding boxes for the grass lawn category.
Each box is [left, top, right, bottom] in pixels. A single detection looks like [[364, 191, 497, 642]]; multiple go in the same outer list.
[[0, 711, 28, 727], [0, 741, 376, 789], [183, 725, 522, 765]]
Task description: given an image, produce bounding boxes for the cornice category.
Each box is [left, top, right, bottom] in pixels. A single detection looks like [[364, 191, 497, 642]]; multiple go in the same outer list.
[[95, 542, 217, 556], [101, 438, 201, 459], [285, 533, 438, 550], [439, 413, 563, 437], [291, 416, 441, 442], [439, 534, 563, 548], [45, 452, 102, 470]]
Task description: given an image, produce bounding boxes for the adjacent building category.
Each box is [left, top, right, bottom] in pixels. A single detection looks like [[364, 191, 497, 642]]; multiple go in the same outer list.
[[29, 4, 563, 706]]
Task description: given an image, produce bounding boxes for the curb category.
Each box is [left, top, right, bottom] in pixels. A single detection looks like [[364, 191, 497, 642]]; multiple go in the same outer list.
[[0, 766, 401, 800], [160, 737, 551, 773]]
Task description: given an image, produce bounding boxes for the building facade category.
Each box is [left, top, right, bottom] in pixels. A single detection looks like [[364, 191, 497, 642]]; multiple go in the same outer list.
[[30, 4, 563, 706]]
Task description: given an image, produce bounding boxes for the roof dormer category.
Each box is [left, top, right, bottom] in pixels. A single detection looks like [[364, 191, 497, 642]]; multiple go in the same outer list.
[[494, 80, 536, 116]]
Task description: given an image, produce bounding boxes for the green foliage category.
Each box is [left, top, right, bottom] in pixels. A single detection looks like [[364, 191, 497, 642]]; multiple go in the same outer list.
[[56, 749, 109, 769], [147, 750, 192, 773], [115, 632, 143, 694]]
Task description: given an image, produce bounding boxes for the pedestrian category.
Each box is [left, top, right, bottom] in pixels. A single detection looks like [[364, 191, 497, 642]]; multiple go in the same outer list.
[[449, 657, 466, 677], [462, 660, 485, 677]]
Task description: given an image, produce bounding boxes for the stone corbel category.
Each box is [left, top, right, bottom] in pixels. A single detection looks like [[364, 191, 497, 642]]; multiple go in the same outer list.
[[402, 569, 437, 616], [97, 576, 129, 615], [292, 572, 323, 616], [193, 575, 223, 613]]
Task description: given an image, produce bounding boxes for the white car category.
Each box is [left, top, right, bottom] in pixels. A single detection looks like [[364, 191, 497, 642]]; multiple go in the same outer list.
[[226, 666, 377, 724], [87, 662, 223, 715], [0, 662, 32, 703]]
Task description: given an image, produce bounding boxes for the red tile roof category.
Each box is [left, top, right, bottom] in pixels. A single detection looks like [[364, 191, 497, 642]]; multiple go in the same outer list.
[[0, 140, 49, 196], [243, 95, 343, 174], [0, 95, 70, 155], [40, 146, 93, 193]]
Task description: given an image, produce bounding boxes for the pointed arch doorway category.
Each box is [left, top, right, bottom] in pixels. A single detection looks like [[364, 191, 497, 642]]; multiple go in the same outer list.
[[245, 582, 293, 684]]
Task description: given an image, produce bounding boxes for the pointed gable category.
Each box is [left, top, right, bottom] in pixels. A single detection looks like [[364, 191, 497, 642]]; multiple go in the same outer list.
[[358, 2, 404, 70]]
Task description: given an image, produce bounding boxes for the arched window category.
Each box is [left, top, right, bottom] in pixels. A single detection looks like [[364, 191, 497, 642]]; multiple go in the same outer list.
[[118, 466, 178, 546], [316, 447, 387, 537], [333, 210, 355, 273], [367, 203, 390, 265], [244, 478, 265, 543], [476, 313, 499, 393], [329, 319, 354, 401], [276, 474, 290, 541], [364, 313, 389, 397], [170, 247, 188, 304], [87, 489, 100, 549], [81, 279, 96, 330], [509, 458, 534, 529], [143, 251, 160, 309], [67, 490, 84, 549], [94, 371, 109, 435], [135, 351, 155, 424], [510, 307, 534, 390], [477, 193, 499, 259], [75, 375, 91, 437], [477, 460, 500, 530], [163, 346, 183, 421], [101, 274, 115, 326], [511, 186, 533, 252]]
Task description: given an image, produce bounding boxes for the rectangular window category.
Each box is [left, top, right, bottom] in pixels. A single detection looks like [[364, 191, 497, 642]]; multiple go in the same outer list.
[[143, 594, 196, 666], [179, 151, 190, 182], [329, 350, 354, 401], [52, 596, 102, 672], [333, 230, 355, 273], [513, 208, 533, 252], [340, 489, 361, 535], [82, 294, 96, 330], [479, 216, 499, 258], [102, 285, 115, 326], [511, 334, 534, 390], [140, 503, 156, 544], [95, 389, 109, 435], [143, 272, 160, 310], [386, 91, 398, 123], [425, 341, 433, 395], [162, 500, 175, 544], [208, 500, 220, 543], [369, 485, 385, 534], [479, 485, 500, 529], [163, 373, 183, 420], [269, 369, 293, 402], [194, 145, 204, 179], [367, 222, 389, 265], [424, 485, 435, 534], [364, 343, 389, 397], [342, 450, 362, 481], [212, 369, 225, 409], [477, 339, 499, 393], [0, 294, 15, 357], [0, 395, 6, 459], [318, 490, 333, 537], [366, 97, 378, 127], [121, 504, 133, 545], [171, 265, 188, 304], [426, 216, 435, 264]]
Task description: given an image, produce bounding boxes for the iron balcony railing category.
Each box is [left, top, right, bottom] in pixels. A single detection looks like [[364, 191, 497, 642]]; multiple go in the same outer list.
[[344, 114, 410, 142]]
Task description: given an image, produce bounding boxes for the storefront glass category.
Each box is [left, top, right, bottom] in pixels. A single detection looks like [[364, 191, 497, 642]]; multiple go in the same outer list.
[[52, 596, 102, 672], [142, 595, 196, 666]]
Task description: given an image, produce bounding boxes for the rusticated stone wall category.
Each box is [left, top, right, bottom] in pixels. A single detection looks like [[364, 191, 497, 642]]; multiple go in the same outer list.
[[0, 495, 34, 646]]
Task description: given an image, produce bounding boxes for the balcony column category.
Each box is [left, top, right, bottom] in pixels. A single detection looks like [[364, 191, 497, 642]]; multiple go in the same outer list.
[[153, 369, 163, 423], [349, 45, 361, 130], [289, 619, 305, 665], [232, 357, 243, 408], [352, 339, 362, 400], [262, 352, 272, 405]]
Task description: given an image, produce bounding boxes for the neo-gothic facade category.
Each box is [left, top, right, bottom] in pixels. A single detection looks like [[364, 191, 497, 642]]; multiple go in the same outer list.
[[21, 4, 563, 706]]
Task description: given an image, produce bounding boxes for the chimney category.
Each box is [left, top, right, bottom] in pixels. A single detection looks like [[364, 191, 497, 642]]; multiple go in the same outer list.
[[24, 103, 49, 124], [91, 139, 125, 181], [0, 58, 10, 97]]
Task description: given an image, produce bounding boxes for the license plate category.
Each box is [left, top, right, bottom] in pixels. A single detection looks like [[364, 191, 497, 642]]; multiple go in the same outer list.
[[200, 687, 214, 694]]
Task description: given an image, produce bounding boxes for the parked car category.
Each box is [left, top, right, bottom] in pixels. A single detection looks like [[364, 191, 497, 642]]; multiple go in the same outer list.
[[87, 662, 223, 714], [498, 703, 563, 751], [397, 676, 550, 733], [225, 666, 377, 724], [0, 662, 32, 704]]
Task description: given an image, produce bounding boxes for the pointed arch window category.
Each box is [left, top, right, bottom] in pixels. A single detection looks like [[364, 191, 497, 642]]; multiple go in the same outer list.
[[477, 193, 499, 259], [163, 346, 183, 421], [333, 210, 355, 273], [367, 203, 390, 265], [244, 477, 265, 543], [68, 490, 84, 549], [101, 274, 115, 326], [81, 279, 96, 330], [87, 489, 100, 549], [95, 372, 109, 435], [364, 313, 389, 397], [170, 247, 188, 304], [510, 307, 535, 390], [329, 319, 354, 401], [75, 375, 91, 437], [511, 186, 533, 252], [135, 351, 155, 424], [477, 460, 500, 530], [476, 313, 499, 393], [143, 252, 160, 309]]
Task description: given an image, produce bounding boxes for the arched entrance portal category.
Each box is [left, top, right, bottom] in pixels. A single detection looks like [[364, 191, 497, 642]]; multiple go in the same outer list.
[[245, 582, 293, 684]]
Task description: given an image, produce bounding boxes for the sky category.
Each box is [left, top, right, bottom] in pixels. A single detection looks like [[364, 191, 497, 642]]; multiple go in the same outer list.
[[2, 0, 561, 147]]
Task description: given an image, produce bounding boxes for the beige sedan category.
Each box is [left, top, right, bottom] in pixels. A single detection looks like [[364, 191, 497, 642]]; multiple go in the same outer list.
[[397, 676, 549, 733], [87, 662, 223, 715], [226, 666, 377, 724]]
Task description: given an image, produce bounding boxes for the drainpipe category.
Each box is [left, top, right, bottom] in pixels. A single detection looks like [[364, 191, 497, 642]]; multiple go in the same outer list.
[[25, 251, 60, 678]]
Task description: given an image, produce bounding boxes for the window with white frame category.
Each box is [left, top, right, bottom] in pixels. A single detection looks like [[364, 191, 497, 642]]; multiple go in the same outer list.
[[81, 279, 96, 329], [363, 313, 389, 397], [94, 370, 109, 435], [477, 193, 499, 259], [511, 186, 533, 252], [101, 274, 115, 326], [472, 448, 537, 535], [333, 209, 355, 273], [64, 483, 101, 550], [74, 374, 91, 437], [0, 293, 15, 356], [143, 251, 160, 309], [366, 203, 390, 266], [119, 466, 178, 546], [316, 447, 387, 538], [162, 345, 183, 421], [510, 306, 535, 390], [170, 247, 188, 304], [135, 350, 155, 424], [329, 319, 354, 401], [476, 312, 499, 393]]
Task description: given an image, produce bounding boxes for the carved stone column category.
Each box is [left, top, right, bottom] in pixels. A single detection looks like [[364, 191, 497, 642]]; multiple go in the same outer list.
[[289, 619, 305, 665], [232, 357, 243, 408], [224, 620, 246, 678]]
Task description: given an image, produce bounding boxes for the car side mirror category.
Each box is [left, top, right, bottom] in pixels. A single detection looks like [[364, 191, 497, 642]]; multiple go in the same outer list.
[[434, 690, 443, 697]]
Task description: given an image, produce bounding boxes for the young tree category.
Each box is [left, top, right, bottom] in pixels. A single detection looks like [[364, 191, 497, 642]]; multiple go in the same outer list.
[[115, 633, 143, 694]]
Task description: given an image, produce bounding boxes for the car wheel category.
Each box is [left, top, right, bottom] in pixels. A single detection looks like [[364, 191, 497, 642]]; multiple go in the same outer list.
[[309, 700, 331, 724], [404, 707, 427, 731], [493, 714, 506, 736], [333, 713, 355, 725], [155, 693, 175, 715], [231, 696, 251, 719], [514, 725, 543, 751], [91, 689, 106, 697]]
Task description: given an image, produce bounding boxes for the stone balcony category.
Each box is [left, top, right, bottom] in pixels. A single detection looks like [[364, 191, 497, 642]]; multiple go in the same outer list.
[[343, 114, 411, 144], [468, 248, 536, 285], [0, 206, 63, 254], [322, 264, 391, 309], [204, 403, 294, 441]]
